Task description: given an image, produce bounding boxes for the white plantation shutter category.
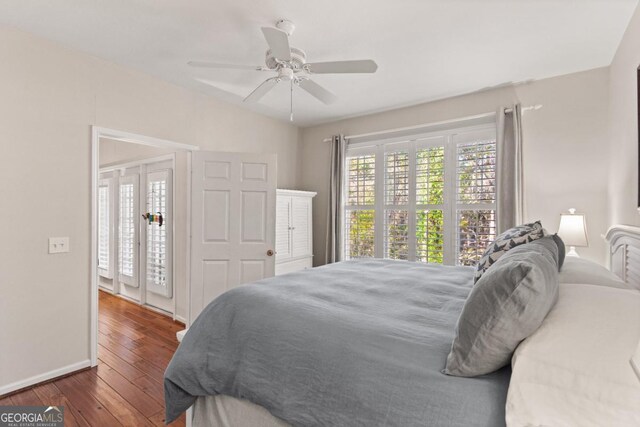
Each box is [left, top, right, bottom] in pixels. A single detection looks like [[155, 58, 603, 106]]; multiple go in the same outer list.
[[343, 125, 497, 266], [146, 169, 172, 297], [119, 175, 139, 287], [98, 178, 114, 278], [384, 144, 410, 260], [454, 130, 497, 266], [345, 149, 376, 259], [415, 140, 446, 263]]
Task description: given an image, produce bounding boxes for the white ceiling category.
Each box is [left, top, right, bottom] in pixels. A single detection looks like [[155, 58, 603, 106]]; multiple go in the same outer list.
[[0, 0, 637, 126]]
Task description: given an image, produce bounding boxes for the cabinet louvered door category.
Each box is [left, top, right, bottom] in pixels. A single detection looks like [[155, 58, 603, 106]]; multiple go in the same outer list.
[[119, 174, 139, 288], [291, 196, 312, 258], [275, 196, 292, 261]]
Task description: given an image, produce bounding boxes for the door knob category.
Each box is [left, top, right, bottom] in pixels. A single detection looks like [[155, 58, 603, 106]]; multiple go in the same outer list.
[[267, 250, 274, 256]]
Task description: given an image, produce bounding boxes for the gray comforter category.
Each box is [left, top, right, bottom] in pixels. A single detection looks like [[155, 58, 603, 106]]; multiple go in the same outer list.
[[164, 259, 510, 426]]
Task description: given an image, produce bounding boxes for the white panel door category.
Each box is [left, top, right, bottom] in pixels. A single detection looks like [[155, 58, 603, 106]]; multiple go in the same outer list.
[[190, 151, 277, 322]]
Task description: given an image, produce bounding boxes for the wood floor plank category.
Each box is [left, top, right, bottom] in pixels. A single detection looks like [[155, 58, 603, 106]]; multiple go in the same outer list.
[[99, 340, 166, 382], [132, 374, 165, 405], [9, 388, 43, 406], [98, 344, 147, 381], [99, 329, 141, 351], [100, 326, 144, 351], [95, 363, 162, 417], [55, 374, 123, 427], [32, 382, 88, 427], [72, 370, 155, 427], [7, 291, 191, 426]]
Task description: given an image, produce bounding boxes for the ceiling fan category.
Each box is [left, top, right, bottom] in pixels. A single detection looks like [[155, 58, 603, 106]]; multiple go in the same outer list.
[[188, 19, 378, 121]]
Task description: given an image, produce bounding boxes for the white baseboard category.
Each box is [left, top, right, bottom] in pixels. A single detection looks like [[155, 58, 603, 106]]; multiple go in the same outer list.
[[174, 314, 187, 324], [0, 359, 91, 396]]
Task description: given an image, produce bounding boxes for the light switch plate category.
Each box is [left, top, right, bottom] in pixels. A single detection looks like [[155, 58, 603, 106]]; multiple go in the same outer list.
[[49, 237, 70, 254]]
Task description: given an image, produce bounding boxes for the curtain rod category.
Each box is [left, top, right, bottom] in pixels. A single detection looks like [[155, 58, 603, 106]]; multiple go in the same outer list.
[[322, 104, 542, 142]]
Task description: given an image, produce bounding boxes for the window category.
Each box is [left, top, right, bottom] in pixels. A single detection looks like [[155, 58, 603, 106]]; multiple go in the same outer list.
[[98, 179, 113, 278], [119, 175, 139, 287], [146, 169, 172, 297], [343, 126, 497, 266]]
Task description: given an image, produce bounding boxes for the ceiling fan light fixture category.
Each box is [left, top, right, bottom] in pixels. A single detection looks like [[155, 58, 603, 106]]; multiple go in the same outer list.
[[278, 68, 294, 81]]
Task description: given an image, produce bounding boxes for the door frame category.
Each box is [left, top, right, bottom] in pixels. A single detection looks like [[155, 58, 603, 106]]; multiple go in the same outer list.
[[90, 126, 199, 366]]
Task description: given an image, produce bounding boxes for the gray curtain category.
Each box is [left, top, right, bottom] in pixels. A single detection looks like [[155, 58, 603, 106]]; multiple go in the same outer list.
[[496, 104, 524, 232], [325, 135, 346, 263]]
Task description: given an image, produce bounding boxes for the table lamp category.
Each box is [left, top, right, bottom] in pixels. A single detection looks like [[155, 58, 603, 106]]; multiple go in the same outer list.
[[557, 208, 588, 257]]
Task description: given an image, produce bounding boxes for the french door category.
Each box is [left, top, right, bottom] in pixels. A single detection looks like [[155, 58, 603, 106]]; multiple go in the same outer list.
[[98, 159, 175, 313]]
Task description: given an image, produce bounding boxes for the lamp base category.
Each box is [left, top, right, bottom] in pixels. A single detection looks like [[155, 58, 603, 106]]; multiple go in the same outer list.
[[566, 246, 580, 257]]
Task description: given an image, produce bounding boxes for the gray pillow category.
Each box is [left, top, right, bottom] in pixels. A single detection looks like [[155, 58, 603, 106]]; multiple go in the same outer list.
[[551, 233, 566, 271], [444, 237, 559, 377], [474, 221, 546, 282]]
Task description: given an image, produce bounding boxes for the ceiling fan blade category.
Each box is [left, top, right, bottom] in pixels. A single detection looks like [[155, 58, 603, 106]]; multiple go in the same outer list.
[[305, 59, 378, 74], [298, 79, 337, 104], [243, 78, 280, 103], [261, 27, 292, 61], [188, 61, 267, 71]]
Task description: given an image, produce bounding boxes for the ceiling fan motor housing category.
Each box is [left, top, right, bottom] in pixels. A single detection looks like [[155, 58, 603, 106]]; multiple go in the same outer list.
[[265, 47, 307, 70], [276, 19, 295, 36]]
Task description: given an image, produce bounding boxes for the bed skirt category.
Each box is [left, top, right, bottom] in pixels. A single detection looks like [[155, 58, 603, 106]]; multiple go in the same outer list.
[[193, 395, 290, 427]]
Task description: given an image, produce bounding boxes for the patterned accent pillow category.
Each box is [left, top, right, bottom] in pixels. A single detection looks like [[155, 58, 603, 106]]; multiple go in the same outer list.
[[474, 221, 545, 282]]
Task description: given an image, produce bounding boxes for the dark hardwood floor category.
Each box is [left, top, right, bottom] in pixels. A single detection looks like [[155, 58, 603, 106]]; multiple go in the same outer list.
[[0, 290, 187, 426]]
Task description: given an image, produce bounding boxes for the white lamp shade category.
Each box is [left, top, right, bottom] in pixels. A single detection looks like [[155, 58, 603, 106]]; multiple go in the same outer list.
[[558, 212, 588, 247]]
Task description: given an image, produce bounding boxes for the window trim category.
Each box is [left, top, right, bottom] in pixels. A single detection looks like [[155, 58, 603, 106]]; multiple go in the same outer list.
[[343, 123, 497, 265]]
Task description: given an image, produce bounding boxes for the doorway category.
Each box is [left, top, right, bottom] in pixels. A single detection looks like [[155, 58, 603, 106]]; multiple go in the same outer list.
[[90, 127, 278, 369], [90, 127, 199, 366]]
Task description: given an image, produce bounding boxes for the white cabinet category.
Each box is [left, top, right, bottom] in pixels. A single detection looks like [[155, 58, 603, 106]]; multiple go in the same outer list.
[[275, 190, 316, 275]]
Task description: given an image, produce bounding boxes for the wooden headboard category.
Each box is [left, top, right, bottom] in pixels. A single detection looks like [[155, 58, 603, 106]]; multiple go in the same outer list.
[[606, 225, 640, 291]]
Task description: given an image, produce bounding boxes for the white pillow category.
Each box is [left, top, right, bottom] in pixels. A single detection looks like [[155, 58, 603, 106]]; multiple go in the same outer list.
[[559, 257, 627, 289], [506, 283, 640, 426]]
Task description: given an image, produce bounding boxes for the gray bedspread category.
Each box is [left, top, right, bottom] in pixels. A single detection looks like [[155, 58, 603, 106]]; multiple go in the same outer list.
[[164, 259, 510, 426]]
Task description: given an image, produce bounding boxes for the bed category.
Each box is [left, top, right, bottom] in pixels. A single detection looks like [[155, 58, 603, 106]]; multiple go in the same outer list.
[[165, 225, 640, 427]]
